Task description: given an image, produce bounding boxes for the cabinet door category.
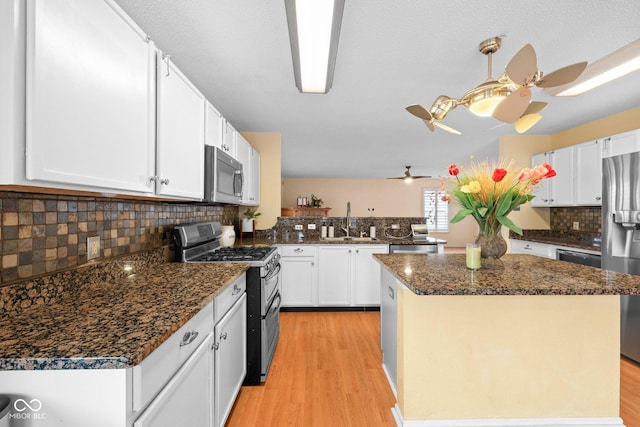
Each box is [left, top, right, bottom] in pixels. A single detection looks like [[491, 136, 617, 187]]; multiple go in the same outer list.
[[205, 102, 224, 150], [318, 246, 351, 306], [248, 148, 261, 206], [236, 134, 251, 205], [134, 333, 212, 427], [156, 55, 205, 199], [380, 269, 398, 396], [353, 245, 388, 306], [222, 120, 237, 158], [26, 0, 155, 193], [213, 294, 247, 427], [281, 257, 317, 307], [530, 152, 550, 207], [575, 140, 603, 206], [549, 147, 574, 206], [603, 130, 640, 158]]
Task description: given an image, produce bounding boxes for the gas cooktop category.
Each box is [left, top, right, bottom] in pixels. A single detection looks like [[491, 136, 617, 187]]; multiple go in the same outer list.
[[193, 246, 276, 262]]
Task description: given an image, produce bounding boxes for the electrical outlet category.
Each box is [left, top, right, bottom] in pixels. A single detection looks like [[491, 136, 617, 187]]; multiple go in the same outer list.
[[307, 224, 316, 230], [294, 224, 303, 231], [391, 224, 400, 230], [572, 221, 580, 230], [87, 236, 100, 260]]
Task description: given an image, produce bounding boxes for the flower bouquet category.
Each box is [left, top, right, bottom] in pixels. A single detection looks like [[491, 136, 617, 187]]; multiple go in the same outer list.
[[446, 159, 556, 257]]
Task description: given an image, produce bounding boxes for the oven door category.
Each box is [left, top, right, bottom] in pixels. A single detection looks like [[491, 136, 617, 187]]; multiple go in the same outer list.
[[261, 290, 281, 381], [262, 263, 281, 310]]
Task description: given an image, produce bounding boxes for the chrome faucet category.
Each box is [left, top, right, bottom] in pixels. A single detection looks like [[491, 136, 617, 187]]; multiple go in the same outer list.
[[342, 201, 351, 237]]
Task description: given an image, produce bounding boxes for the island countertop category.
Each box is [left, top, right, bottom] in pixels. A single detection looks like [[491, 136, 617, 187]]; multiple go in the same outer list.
[[374, 253, 640, 296], [0, 262, 249, 371]]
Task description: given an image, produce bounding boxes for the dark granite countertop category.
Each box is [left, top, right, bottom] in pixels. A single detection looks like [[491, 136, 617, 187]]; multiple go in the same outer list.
[[374, 253, 640, 296], [510, 231, 601, 253], [247, 236, 446, 246], [0, 262, 249, 370]]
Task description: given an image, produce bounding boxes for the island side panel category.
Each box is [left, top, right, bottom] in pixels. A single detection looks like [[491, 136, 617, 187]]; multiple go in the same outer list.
[[397, 290, 620, 421]]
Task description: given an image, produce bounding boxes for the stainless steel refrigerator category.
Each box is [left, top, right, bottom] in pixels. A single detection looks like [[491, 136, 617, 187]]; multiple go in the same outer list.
[[603, 151, 640, 363]]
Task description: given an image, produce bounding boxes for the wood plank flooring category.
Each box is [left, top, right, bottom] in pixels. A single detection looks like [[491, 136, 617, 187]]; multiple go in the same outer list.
[[226, 311, 396, 427], [227, 311, 640, 427]]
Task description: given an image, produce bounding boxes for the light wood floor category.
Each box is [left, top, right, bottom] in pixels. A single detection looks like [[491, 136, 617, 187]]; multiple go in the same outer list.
[[227, 311, 640, 427]]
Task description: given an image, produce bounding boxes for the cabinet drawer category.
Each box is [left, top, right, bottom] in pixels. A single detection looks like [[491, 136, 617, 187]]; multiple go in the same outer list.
[[215, 274, 246, 323], [133, 302, 213, 412], [280, 245, 318, 257], [510, 240, 555, 259]]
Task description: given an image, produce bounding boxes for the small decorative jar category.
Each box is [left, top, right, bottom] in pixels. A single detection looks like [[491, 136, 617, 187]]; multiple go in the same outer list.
[[220, 225, 236, 247]]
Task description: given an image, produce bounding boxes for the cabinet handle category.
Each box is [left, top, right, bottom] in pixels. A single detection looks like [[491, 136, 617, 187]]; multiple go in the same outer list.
[[212, 342, 219, 351], [232, 284, 242, 295], [524, 245, 532, 250], [311, 262, 315, 267], [388, 286, 394, 300], [294, 248, 303, 253], [179, 331, 199, 347], [348, 249, 352, 254], [162, 54, 171, 76], [596, 196, 602, 201], [220, 332, 228, 341], [160, 178, 170, 185], [149, 176, 158, 183], [356, 249, 359, 253]]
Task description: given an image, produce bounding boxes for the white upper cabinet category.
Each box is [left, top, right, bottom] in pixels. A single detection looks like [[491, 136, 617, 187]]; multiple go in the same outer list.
[[25, 0, 156, 193], [221, 120, 237, 158], [531, 147, 575, 207], [574, 139, 603, 206], [155, 54, 205, 199], [248, 147, 261, 206], [205, 102, 224, 150], [602, 130, 640, 158], [236, 134, 251, 204]]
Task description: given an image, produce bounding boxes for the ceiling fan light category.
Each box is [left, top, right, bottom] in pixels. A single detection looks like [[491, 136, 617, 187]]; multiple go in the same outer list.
[[463, 81, 511, 117], [285, 0, 345, 94], [403, 176, 413, 184], [515, 113, 542, 133]]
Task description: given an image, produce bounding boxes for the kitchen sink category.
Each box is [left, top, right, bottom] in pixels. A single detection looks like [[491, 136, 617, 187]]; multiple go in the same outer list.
[[320, 236, 379, 242]]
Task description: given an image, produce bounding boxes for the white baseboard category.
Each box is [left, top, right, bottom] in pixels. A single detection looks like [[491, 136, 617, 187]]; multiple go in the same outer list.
[[391, 405, 625, 427], [381, 362, 397, 399]]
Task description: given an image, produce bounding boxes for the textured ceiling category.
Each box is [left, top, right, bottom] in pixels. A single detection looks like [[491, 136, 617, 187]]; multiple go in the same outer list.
[[114, 0, 640, 179]]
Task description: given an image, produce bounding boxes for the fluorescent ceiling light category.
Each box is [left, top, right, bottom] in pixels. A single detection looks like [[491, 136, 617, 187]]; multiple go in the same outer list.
[[547, 38, 640, 97], [285, 0, 345, 93]]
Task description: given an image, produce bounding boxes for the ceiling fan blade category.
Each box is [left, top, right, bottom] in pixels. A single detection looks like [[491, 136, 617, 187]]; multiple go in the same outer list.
[[406, 104, 432, 120], [505, 44, 537, 85], [515, 113, 542, 134], [493, 87, 532, 123], [522, 101, 547, 116], [410, 175, 432, 179], [537, 61, 588, 88], [433, 121, 461, 135], [422, 119, 436, 132]]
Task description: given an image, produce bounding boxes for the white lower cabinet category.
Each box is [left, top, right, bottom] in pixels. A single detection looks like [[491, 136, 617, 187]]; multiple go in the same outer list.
[[380, 268, 399, 397], [280, 245, 318, 307], [280, 244, 387, 308], [213, 288, 247, 427], [134, 333, 213, 427], [510, 239, 557, 259]]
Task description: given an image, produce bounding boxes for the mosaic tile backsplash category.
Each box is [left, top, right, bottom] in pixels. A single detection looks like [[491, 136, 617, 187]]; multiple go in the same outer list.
[[0, 191, 238, 285], [550, 207, 602, 233]]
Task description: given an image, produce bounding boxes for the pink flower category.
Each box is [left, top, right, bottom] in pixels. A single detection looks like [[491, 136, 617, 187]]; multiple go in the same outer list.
[[517, 168, 533, 182], [542, 163, 557, 178]]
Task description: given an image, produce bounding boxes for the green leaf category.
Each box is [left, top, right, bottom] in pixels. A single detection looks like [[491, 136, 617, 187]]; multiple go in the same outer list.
[[450, 209, 473, 223], [497, 215, 522, 235], [495, 192, 513, 217]]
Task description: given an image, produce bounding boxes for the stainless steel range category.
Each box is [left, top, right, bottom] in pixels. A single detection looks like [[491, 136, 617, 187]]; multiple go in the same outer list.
[[172, 221, 281, 385]]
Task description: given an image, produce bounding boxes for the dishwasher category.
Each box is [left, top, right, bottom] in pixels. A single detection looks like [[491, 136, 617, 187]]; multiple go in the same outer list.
[[556, 249, 601, 268], [389, 244, 439, 254]]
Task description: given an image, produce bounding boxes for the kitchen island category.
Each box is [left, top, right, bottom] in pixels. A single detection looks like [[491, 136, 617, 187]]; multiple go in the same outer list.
[[374, 253, 640, 427]]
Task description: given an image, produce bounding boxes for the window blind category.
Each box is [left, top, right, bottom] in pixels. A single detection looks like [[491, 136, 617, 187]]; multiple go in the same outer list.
[[423, 189, 449, 231]]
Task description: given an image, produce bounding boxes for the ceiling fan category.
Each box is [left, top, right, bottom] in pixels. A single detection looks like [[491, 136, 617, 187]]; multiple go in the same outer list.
[[387, 166, 430, 183], [406, 36, 587, 135]]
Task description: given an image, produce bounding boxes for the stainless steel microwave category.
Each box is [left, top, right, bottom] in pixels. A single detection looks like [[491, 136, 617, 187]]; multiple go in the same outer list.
[[204, 146, 243, 204]]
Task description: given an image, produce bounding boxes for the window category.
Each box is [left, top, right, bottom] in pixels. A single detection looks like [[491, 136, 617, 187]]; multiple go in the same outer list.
[[423, 188, 449, 232]]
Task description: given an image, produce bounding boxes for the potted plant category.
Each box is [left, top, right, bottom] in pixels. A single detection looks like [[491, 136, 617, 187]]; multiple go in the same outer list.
[[242, 208, 261, 233]]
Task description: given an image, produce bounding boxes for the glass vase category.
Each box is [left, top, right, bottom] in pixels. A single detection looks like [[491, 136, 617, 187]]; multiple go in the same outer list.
[[475, 233, 507, 259]]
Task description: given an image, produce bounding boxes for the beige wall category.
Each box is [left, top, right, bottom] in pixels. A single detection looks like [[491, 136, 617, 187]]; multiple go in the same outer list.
[[282, 178, 477, 246], [398, 290, 620, 420], [241, 132, 281, 230], [552, 106, 640, 149]]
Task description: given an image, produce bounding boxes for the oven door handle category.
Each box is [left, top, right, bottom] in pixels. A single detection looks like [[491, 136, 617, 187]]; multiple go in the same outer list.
[[263, 263, 281, 281], [264, 291, 281, 319]]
